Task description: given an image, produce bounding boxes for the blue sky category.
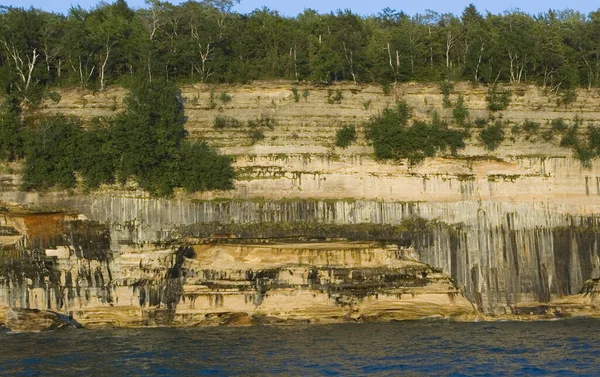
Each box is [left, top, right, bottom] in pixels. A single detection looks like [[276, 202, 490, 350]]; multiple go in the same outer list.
[[2, 0, 598, 16]]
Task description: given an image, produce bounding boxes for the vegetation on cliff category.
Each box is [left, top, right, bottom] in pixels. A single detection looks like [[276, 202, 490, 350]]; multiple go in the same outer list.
[[3, 78, 234, 195], [365, 101, 467, 163]]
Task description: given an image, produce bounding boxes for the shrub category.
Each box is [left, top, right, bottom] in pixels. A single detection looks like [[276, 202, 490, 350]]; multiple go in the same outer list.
[[551, 118, 568, 133], [327, 89, 343, 104], [522, 119, 540, 141], [178, 141, 235, 193], [291, 87, 300, 102], [247, 129, 265, 144], [381, 82, 391, 96], [486, 86, 512, 111], [77, 121, 117, 189], [21, 115, 81, 190], [214, 116, 242, 129], [558, 89, 577, 107], [480, 121, 505, 151], [365, 100, 467, 164], [560, 123, 579, 149], [219, 92, 232, 104], [302, 89, 310, 102], [452, 94, 469, 126], [439, 81, 454, 108], [335, 124, 357, 148], [474, 118, 488, 128], [0, 98, 24, 161], [208, 88, 217, 109]]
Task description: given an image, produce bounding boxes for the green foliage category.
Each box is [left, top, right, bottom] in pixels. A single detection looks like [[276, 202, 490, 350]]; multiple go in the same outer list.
[[327, 89, 344, 104], [474, 118, 488, 128], [247, 129, 265, 144], [365, 101, 467, 164], [246, 115, 277, 144], [77, 120, 116, 189], [1, 4, 600, 90], [381, 82, 391, 96], [559, 121, 600, 168], [335, 124, 357, 148], [363, 99, 372, 110], [0, 98, 24, 161], [291, 87, 300, 102], [480, 121, 505, 151], [111, 78, 186, 191], [560, 123, 580, 149], [558, 89, 577, 107], [208, 89, 217, 109], [247, 115, 277, 130], [214, 116, 242, 129], [486, 86, 512, 112], [178, 141, 235, 193], [46, 91, 62, 104], [22, 116, 81, 190], [551, 118, 568, 133], [219, 92, 232, 104], [522, 119, 540, 141], [439, 81, 455, 108], [302, 90, 310, 102], [452, 94, 469, 126]]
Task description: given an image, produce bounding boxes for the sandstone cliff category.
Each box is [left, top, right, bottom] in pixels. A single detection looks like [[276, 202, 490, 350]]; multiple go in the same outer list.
[[1, 81, 600, 324]]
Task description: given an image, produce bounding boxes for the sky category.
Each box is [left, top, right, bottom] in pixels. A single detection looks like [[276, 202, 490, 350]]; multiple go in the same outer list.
[[2, 0, 598, 16]]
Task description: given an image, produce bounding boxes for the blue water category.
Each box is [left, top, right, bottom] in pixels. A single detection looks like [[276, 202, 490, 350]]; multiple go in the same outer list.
[[1, 319, 599, 376]]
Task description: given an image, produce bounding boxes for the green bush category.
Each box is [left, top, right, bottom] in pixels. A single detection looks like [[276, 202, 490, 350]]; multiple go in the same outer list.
[[365, 101, 467, 164], [77, 120, 117, 189], [439, 81, 454, 108], [208, 88, 217, 109], [558, 89, 577, 107], [480, 121, 505, 151], [0, 98, 24, 161], [560, 123, 579, 149], [178, 141, 235, 193], [522, 119, 540, 141], [214, 116, 242, 129], [291, 87, 300, 102], [302, 89, 310, 102], [247, 129, 265, 144], [486, 86, 512, 112], [551, 118, 568, 133], [22, 115, 81, 190], [335, 124, 357, 148], [327, 89, 343, 104], [452, 94, 469, 126], [219, 92, 232, 104], [474, 118, 488, 128]]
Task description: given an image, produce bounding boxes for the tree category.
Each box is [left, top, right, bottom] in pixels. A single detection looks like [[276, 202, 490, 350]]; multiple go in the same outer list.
[[0, 97, 24, 160], [111, 77, 186, 194], [22, 115, 81, 190], [87, 0, 135, 90]]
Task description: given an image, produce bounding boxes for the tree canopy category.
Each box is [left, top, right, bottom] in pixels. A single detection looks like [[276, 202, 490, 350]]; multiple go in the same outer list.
[[1, 2, 600, 98]]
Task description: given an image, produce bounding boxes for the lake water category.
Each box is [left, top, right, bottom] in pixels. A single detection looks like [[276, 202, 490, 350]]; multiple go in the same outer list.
[[1, 319, 599, 376]]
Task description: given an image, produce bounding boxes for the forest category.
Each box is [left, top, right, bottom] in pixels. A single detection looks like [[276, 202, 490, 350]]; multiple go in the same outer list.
[[1, 0, 600, 102]]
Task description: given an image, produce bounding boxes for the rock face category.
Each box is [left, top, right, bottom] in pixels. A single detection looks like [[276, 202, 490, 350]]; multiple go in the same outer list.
[[2, 81, 600, 323], [4, 308, 81, 332], [0, 208, 475, 327]]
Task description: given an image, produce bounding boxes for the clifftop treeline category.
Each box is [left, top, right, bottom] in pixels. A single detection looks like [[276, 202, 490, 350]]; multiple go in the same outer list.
[[1, 1, 600, 102]]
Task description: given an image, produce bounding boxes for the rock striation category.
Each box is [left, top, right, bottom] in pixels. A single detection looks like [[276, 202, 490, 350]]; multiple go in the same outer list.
[[2, 81, 600, 325]]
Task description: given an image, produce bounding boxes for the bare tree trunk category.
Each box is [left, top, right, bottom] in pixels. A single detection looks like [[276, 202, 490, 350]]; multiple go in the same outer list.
[[474, 43, 484, 82], [343, 41, 357, 83], [100, 38, 111, 91]]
